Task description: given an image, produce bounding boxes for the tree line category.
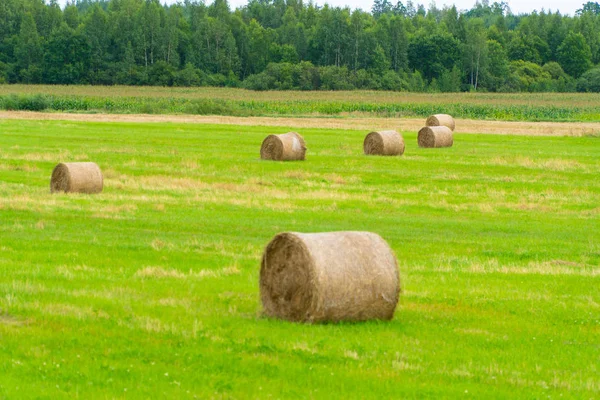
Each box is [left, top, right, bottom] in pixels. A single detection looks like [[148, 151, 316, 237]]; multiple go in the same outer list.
[[1, 0, 600, 92]]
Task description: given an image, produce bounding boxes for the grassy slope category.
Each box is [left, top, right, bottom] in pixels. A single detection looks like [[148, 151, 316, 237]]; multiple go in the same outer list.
[[0, 120, 599, 398]]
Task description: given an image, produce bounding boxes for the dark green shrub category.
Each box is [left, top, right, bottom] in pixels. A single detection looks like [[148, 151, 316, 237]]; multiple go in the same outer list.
[[577, 67, 600, 92], [0, 94, 49, 111], [18, 94, 49, 111]]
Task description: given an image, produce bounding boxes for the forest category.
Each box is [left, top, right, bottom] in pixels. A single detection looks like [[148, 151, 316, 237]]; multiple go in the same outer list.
[[1, 0, 600, 92]]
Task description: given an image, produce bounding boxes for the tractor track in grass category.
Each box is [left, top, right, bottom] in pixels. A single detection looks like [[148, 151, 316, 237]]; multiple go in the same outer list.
[[1, 111, 599, 136]]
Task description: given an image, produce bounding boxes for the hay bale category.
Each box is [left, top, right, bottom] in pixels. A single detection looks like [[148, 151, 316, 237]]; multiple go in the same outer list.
[[260, 231, 400, 323], [426, 114, 455, 131], [363, 130, 405, 156], [260, 132, 307, 161], [418, 126, 454, 148], [50, 162, 103, 194]]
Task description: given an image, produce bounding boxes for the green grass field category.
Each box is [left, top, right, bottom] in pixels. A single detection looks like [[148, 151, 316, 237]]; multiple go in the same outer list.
[[1, 119, 599, 398]]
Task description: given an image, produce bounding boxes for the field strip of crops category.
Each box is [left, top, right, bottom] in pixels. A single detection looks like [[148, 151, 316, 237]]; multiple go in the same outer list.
[[2, 87, 600, 121], [2, 111, 599, 136], [2, 86, 600, 107]]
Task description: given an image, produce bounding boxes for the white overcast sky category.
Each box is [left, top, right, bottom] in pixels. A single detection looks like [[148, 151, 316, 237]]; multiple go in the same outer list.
[[57, 0, 582, 16]]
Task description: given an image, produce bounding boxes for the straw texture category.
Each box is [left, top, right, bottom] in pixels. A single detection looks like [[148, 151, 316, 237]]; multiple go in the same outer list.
[[50, 162, 103, 194], [418, 126, 454, 148], [363, 130, 405, 156], [426, 114, 456, 131], [260, 132, 307, 161], [260, 231, 400, 323]]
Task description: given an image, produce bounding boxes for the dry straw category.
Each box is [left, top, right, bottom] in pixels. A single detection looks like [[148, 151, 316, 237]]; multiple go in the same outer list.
[[418, 126, 454, 148], [260, 231, 400, 323], [363, 130, 405, 156], [50, 162, 103, 194], [426, 114, 456, 131], [260, 132, 307, 161]]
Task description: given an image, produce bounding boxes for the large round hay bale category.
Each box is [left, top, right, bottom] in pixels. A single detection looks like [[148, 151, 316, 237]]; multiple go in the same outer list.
[[363, 130, 405, 156], [426, 114, 455, 131], [418, 126, 454, 148], [50, 162, 103, 194], [260, 132, 306, 161], [260, 231, 400, 323]]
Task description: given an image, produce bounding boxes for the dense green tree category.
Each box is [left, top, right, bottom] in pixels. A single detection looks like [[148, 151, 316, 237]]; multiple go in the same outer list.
[[508, 32, 550, 64], [84, 5, 109, 83], [159, 5, 184, 66], [114, 40, 139, 84], [506, 60, 552, 91], [229, 12, 251, 78], [545, 12, 568, 61], [174, 62, 202, 86], [576, 11, 600, 63], [108, 0, 143, 65], [312, 6, 351, 67], [349, 10, 369, 71], [557, 32, 593, 78], [0, 0, 23, 43], [36, 0, 63, 39], [245, 18, 275, 74], [408, 33, 461, 81], [320, 65, 354, 89], [483, 39, 509, 91], [64, 4, 80, 29], [278, 7, 307, 60], [0, 0, 595, 90], [442, 6, 461, 39], [15, 12, 43, 83], [137, 0, 162, 67], [577, 67, 600, 91], [464, 18, 487, 90], [576, 2, 600, 15], [387, 15, 408, 72], [372, 0, 393, 18], [438, 66, 462, 92], [148, 60, 175, 85], [392, 1, 408, 16], [43, 23, 90, 84], [371, 44, 390, 74]]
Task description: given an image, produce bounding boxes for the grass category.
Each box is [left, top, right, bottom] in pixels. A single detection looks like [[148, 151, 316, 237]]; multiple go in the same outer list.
[[0, 119, 599, 398], [1, 85, 600, 121]]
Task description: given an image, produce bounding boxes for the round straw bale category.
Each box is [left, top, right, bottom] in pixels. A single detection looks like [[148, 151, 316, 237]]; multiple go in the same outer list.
[[418, 126, 454, 148], [260, 132, 307, 161], [363, 130, 405, 156], [50, 162, 103, 194], [260, 231, 400, 323], [426, 114, 455, 131]]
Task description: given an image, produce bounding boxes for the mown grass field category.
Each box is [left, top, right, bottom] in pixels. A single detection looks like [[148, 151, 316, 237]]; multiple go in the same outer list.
[[1, 85, 600, 121], [0, 119, 599, 398]]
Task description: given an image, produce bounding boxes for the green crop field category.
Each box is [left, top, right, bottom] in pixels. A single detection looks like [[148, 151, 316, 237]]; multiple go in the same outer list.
[[0, 119, 599, 398], [2, 85, 600, 122]]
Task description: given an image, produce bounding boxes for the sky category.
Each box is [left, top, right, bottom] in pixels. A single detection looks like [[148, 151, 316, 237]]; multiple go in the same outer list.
[[57, 0, 583, 16]]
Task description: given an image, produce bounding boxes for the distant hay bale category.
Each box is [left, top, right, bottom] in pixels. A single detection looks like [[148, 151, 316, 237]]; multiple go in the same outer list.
[[363, 130, 405, 156], [260, 132, 306, 161], [260, 231, 400, 323], [418, 126, 454, 148], [50, 162, 103, 194], [426, 114, 456, 131]]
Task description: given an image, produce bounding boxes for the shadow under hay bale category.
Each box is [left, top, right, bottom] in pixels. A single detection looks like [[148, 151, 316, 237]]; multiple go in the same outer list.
[[50, 162, 103, 194], [418, 126, 454, 148], [426, 114, 456, 131], [260, 132, 306, 161], [363, 130, 405, 156], [260, 231, 400, 323]]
